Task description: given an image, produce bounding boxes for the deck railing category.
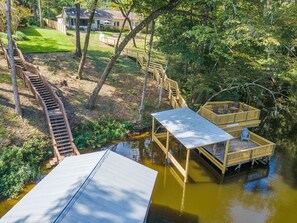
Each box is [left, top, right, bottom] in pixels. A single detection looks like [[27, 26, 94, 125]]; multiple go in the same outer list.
[[122, 48, 188, 108], [226, 130, 275, 166], [199, 101, 261, 126]]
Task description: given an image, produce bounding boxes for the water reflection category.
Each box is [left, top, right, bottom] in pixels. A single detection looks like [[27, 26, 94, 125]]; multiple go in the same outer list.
[[1, 137, 297, 222], [109, 137, 297, 223]]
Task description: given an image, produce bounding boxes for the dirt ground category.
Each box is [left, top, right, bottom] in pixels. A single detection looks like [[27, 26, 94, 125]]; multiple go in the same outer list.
[[0, 50, 170, 146], [0, 57, 48, 147]]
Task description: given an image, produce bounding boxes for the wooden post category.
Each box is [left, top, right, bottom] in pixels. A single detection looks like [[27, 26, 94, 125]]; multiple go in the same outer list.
[[166, 131, 170, 158], [222, 140, 230, 174], [184, 149, 190, 183], [152, 117, 155, 142]]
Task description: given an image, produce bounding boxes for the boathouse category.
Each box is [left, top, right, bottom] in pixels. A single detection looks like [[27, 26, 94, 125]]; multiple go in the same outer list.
[[152, 107, 275, 182], [0, 150, 157, 223]]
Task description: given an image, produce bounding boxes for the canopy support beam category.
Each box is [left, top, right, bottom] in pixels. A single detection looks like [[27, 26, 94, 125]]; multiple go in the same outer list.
[[222, 140, 230, 174], [184, 149, 190, 183]]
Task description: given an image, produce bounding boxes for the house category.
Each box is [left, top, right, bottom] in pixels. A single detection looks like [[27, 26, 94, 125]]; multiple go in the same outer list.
[[0, 150, 157, 223], [57, 7, 141, 31]]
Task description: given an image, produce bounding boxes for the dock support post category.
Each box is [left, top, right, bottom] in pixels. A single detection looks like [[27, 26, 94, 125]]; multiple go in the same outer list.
[[165, 131, 170, 158], [222, 140, 230, 174], [184, 149, 190, 183], [152, 117, 155, 142]]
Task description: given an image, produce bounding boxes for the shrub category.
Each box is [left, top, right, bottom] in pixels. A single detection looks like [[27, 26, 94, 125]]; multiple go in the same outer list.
[[0, 138, 50, 198], [73, 118, 133, 150], [12, 31, 29, 41], [0, 32, 7, 39]]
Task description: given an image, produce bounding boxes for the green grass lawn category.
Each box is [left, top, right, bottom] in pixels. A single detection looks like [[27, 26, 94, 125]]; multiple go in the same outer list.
[[17, 26, 74, 53]]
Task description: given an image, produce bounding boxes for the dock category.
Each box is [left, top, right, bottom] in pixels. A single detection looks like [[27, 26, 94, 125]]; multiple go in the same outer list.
[[152, 104, 275, 182]]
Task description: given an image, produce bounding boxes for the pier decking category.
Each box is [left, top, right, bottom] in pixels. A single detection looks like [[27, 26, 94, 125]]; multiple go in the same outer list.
[[203, 139, 258, 163], [199, 101, 261, 130], [152, 106, 275, 182]]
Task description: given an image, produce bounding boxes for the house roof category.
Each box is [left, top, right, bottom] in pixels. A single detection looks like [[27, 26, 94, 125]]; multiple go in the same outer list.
[[0, 150, 157, 223], [152, 108, 234, 149], [64, 7, 139, 20]]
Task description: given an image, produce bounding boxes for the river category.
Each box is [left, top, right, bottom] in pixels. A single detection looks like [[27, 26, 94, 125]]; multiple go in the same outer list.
[[0, 137, 297, 223]]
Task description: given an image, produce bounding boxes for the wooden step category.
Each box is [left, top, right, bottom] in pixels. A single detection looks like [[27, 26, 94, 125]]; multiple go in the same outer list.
[[57, 142, 71, 148], [53, 128, 68, 134], [58, 145, 73, 151], [45, 102, 58, 106], [55, 138, 70, 144], [52, 127, 67, 133], [59, 150, 73, 156], [40, 95, 52, 99], [59, 147, 73, 154], [51, 124, 66, 129], [52, 124, 66, 129], [50, 117, 64, 122], [50, 119, 64, 124], [47, 106, 60, 110], [54, 134, 69, 139]]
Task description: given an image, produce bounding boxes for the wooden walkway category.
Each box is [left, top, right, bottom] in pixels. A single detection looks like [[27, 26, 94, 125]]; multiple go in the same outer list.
[[1, 40, 79, 164], [100, 37, 188, 109]]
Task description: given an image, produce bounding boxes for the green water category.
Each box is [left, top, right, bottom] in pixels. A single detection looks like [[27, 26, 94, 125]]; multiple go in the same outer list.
[[1, 138, 297, 223]]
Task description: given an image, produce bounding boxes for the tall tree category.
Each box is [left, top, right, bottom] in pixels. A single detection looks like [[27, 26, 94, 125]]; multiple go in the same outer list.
[[139, 20, 155, 121], [118, 5, 137, 47], [6, 0, 22, 116], [87, 0, 181, 109], [115, 2, 135, 50], [76, 0, 99, 79], [75, 2, 82, 57], [38, 0, 42, 27], [31, 0, 37, 22]]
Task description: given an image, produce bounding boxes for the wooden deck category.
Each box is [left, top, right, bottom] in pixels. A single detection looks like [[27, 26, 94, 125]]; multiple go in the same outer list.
[[203, 139, 258, 163], [198, 101, 261, 130]]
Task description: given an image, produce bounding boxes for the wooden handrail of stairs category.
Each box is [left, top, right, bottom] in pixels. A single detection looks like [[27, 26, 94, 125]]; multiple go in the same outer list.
[[1, 40, 79, 164]]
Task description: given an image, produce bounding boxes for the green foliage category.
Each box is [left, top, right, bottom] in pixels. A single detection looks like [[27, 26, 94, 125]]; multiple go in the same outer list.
[[155, 0, 297, 143], [0, 138, 51, 198], [0, 32, 7, 39], [12, 31, 29, 41], [73, 118, 133, 150]]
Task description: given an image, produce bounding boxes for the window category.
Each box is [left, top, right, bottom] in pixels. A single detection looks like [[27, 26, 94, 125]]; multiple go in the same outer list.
[[114, 21, 120, 27], [80, 19, 88, 26], [70, 18, 75, 26]]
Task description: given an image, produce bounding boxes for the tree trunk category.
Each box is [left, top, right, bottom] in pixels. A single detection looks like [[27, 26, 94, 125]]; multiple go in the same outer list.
[[32, 0, 37, 22], [38, 0, 42, 27], [119, 6, 137, 47], [6, 0, 22, 116], [75, 2, 82, 57], [144, 25, 149, 52], [158, 60, 169, 106], [127, 17, 137, 48], [116, 4, 135, 51], [139, 20, 155, 122], [87, 0, 180, 109], [76, 0, 99, 79]]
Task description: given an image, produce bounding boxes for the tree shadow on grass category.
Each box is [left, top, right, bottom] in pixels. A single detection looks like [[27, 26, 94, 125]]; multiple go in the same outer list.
[[0, 93, 49, 139], [19, 27, 42, 37], [19, 38, 73, 53], [87, 50, 141, 76]]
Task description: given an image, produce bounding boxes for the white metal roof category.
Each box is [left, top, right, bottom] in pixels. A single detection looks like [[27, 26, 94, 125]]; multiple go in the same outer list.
[[0, 151, 157, 223], [152, 107, 234, 149]]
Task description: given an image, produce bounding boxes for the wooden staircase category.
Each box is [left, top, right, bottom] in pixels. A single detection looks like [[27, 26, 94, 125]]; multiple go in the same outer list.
[[99, 37, 188, 108], [0, 40, 79, 164], [126, 49, 188, 108]]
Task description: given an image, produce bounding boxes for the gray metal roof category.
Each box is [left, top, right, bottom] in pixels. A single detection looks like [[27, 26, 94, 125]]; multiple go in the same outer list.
[[152, 107, 234, 149], [0, 151, 157, 223], [64, 7, 138, 20]]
